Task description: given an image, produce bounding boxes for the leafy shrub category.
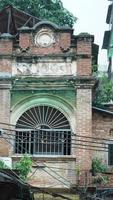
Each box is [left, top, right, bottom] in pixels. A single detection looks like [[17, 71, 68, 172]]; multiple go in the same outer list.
[[93, 75, 113, 107], [14, 154, 32, 180], [0, 160, 8, 169], [92, 157, 107, 173]]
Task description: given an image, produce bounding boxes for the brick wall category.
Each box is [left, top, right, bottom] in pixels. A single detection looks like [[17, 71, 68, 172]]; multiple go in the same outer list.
[[0, 40, 12, 54], [13, 157, 77, 188], [92, 110, 113, 169], [77, 58, 92, 76], [77, 40, 92, 55], [0, 34, 13, 55], [19, 33, 30, 50], [0, 59, 12, 74], [59, 32, 70, 50], [19, 30, 71, 55], [92, 110, 113, 139]]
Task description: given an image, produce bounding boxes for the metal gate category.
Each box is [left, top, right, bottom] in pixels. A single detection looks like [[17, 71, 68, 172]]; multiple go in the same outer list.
[[15, 105, 71, 155], [15, 129, 71, 155]]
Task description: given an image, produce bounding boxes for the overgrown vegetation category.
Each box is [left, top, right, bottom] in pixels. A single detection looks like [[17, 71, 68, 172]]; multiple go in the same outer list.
[[93, 175, 109, 185], [93, 75, 113, 107], [14, 155, 32, 180], [0, 160, 8, 169], [92, 157, 107, 174], [0, 0, 77, 27], [91, 157, 109, 185], [0, 155, 32, 181]]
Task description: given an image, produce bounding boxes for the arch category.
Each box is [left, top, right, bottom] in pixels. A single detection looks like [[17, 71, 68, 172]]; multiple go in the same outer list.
[[16, 105, 70, 130], [15, 105, 72, 155], [32, 21, 72, 32], [11, 94, 75, 156], [33, 21, 59, 31]]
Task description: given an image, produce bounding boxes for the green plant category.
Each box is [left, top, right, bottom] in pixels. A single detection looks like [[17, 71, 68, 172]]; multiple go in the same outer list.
[[14, 154, 32, 180], [92, 157, 107, 174], [91, 157, 109, 185], [92, 64, 98, 73], [93, 174, 109, 185], [93, 74, 113, 107], [0, 160, 8, 169]]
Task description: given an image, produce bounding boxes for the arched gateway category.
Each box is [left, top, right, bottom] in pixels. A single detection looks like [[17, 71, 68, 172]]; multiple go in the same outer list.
[[15, 105, 71, 156]]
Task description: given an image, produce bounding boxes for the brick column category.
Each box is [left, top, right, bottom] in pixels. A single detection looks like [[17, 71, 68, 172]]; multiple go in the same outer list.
[[0, 33, 13, 156], [0, 82, 11, 156], [76, 86, 92, 170], [75, 33, 94, 170], [0, 33, 13, 76], [76, 33, 94, 76]]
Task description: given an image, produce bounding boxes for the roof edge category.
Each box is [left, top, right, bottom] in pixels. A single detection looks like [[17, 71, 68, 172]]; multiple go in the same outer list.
[[93, 106, 113, 115]]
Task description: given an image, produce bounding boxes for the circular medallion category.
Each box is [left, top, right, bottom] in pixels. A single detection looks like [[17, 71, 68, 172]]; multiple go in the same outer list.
[[35, 30, 55, 47]]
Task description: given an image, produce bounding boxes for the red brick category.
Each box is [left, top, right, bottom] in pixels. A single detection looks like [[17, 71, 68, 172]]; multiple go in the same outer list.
[[19, 33, 30, 49], [0, 40, 12, 54]]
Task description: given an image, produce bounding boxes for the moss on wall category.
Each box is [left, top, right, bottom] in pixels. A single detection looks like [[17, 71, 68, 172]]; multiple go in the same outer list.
[[11, 89, 76, 109]]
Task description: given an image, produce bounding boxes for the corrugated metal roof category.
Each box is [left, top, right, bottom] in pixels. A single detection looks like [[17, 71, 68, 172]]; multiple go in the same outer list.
[[93, 106, 113, 116], [0, 4, 40, 35]]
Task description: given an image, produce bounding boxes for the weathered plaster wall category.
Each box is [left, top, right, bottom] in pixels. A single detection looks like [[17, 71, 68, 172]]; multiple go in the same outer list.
[[11, 88, 76, 109]]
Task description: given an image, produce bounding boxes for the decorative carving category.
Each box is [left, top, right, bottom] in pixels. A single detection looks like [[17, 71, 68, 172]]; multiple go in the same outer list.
[[60, 46, 70, 53], [34, 29, 55, 47], [12, 60, 77, 76]]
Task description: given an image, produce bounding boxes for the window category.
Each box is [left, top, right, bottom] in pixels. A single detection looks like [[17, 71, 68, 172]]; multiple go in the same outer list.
[[108, 144, 113, 165], [15, 106, 71, 155]]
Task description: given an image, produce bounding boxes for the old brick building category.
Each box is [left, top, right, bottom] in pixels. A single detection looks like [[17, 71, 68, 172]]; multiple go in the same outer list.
[[2, 5, 113, 190]]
